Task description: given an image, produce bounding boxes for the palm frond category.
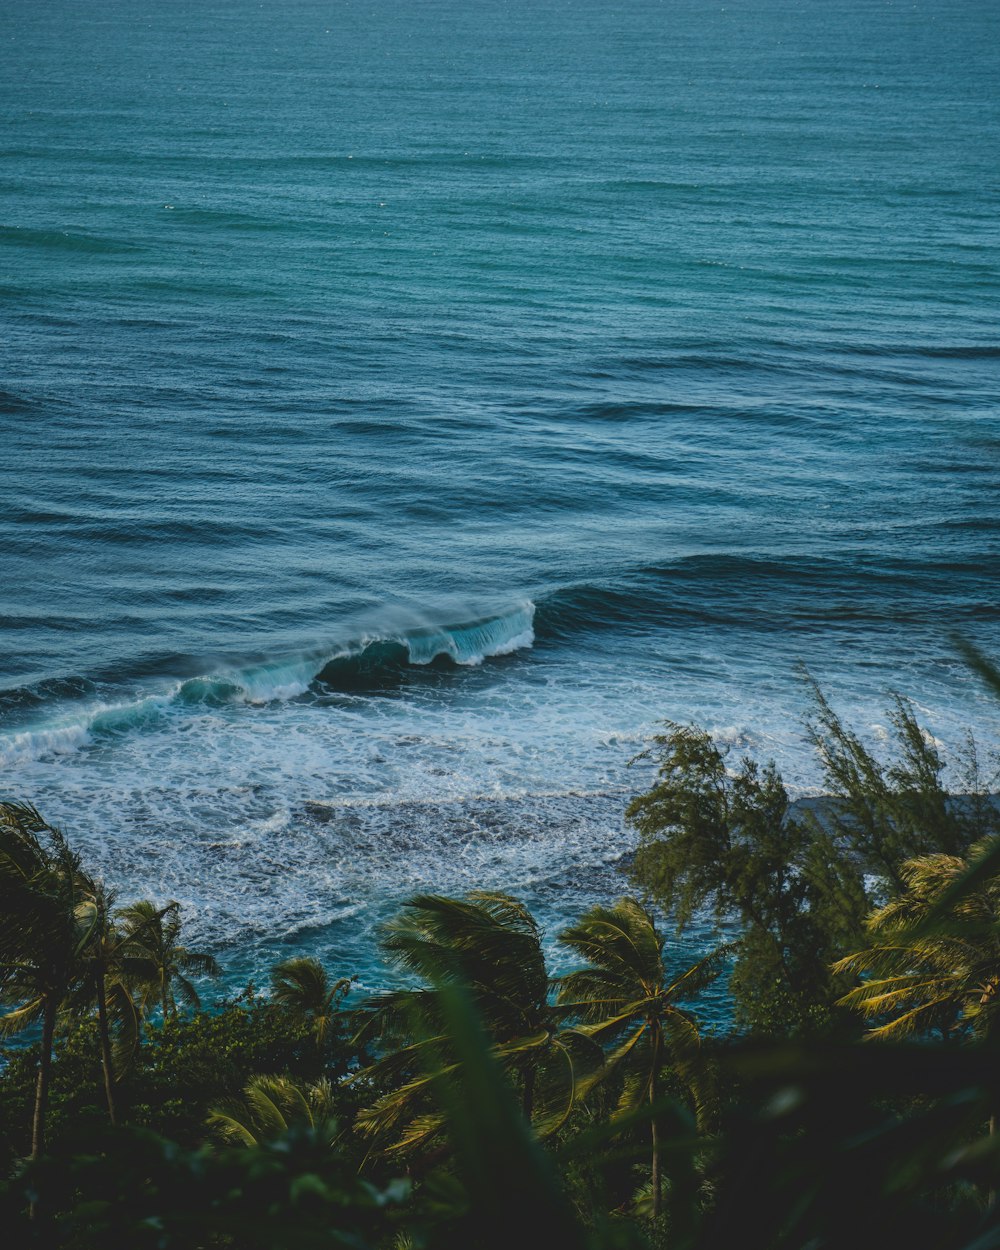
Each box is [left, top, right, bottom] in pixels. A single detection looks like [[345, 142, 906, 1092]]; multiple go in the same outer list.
[[0, 995, 45, 1037]]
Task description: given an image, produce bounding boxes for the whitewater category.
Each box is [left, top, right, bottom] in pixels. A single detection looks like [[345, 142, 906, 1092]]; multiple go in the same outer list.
[[2, 0, 999, 1004]]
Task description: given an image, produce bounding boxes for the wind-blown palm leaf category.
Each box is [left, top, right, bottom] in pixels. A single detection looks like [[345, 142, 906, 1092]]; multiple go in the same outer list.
[[355, 1065, 458, 1143], [352, 891, 594, 1156], [955, 637, 1000, 702], [835, 837, 1000, 1041], [379, 892, 549, 1039], [0, 996, 45, 1037], [208, 1075, 338, 1148]]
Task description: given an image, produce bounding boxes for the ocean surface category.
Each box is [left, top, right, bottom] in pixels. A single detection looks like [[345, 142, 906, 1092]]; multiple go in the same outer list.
[[2, 0, 999, 1011]]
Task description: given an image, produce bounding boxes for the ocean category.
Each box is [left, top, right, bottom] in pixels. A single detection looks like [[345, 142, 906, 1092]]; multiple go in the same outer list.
[[2, 0, 998, 1007]]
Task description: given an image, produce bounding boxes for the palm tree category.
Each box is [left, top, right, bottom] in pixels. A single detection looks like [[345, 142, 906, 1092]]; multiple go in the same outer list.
[[69, 880, 194, 1126], [353, 892, 592, 1155], [0, 802, 97, 1158], [556, 897, 727, 1220], [208, 1074, 338, 1147], [0, 804, 212, 1146], [74, 878, 130, 1126], [270, 956, 351, 1050], [833, 839, 1000, 1041], [117, 899, 221, 1021], [834, 837, 1000, 1208]]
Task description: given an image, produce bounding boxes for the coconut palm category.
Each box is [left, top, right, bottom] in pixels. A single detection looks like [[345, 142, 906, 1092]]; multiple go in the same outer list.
[[117, 899, 221, 1021], [353, 892, 593, 1155], [208, 1074, 338, 1147], [0, 802, 97, 1158], [67, 880, 187, 1125], [72, 878, 133, 1126], [270, 956, 351, 1050], [556, 897, 727, 1220], [834, 839, 1000, 1041]]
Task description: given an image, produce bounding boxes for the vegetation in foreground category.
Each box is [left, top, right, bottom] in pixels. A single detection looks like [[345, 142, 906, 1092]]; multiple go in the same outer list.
[[3, 663, 1000, 1248]]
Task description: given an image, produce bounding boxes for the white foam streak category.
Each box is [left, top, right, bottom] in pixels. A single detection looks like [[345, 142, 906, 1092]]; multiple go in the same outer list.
[[0, 695, 171, 766], [0, 720, 93, 765], [235, 659, 319, 704]]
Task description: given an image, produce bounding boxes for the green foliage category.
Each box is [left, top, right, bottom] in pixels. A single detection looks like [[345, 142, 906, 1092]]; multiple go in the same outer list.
[[625, 724, 865, 1035], [0, 1020, 107, 1168], [625, 686, 997, 1036], [0, 802, 225, 1155], [0, 801, 102, 1157], [376, 891, 551, 1042], [0, 801, 86, 985], [0, 988, 328, 1160], [0, 1123, 411, 1249], [557, 898, 724, 1124], [695, 1038, 1000, 1250], [421, 983, 606, 1250], [132, 985, 328, 1144], [6, 1020, 1000, 1250], [802, 676, 998, 890], [4, 658, 1000, 1246]]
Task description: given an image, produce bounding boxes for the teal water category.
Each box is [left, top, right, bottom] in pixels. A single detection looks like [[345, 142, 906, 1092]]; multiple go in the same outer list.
[[2, 0, 999, 1006]]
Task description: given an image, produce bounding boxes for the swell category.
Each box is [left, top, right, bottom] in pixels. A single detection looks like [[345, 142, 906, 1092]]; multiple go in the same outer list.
[[534, 554, 1000, 639], [0, 605, 536, 765], [0, 225, 142, 254], [839, 344, 1000, 361], [3, 547, 997, 767]]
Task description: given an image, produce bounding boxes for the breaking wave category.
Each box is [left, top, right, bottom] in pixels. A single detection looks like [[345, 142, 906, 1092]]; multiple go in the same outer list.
[[0, 604, 535, 765]]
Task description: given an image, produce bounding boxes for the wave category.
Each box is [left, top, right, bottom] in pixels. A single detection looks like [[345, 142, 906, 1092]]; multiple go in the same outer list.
[[0, 695, 173, 765], [173, 605, 537, 703], [315, 609, 535, 692], [534, 553, 1000, 639], [0, 225, 141, 254], [0, 389, 41, 415], [0, 604, 536, 765], [840, 343, 1000, 361]]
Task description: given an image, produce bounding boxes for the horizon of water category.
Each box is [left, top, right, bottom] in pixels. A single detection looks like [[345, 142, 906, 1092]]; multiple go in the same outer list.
[[2, 0, 999, 1012]]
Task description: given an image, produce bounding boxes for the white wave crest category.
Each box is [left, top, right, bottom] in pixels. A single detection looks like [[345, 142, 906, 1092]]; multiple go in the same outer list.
[[404, 603, 535, 666]]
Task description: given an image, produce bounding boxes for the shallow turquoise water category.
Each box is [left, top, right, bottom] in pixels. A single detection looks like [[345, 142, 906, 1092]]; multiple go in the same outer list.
[[2, 0, 999, 1011]]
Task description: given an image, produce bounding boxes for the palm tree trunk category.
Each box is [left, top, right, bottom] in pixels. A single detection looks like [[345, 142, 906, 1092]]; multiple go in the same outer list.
[[650, 1081, 662, 1220], [31, 997, 57, 1160], [95, 968, 118, 1126], [522, 1066, 536, 1122], [650, 1027, 663, 1221], [983, 997, 996, 1208]]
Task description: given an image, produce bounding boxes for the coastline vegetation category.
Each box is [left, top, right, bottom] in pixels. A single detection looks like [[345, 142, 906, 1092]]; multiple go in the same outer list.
[[3, 670, 1000, 1247]]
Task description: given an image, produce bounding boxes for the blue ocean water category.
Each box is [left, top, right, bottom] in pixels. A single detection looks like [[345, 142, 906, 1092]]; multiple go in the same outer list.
[[2, 0, 999, 1003]]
